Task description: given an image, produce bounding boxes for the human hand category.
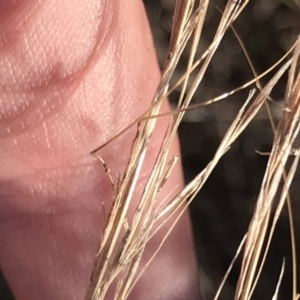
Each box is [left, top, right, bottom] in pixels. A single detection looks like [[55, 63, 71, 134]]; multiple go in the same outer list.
[[0, 1, 200, 299]]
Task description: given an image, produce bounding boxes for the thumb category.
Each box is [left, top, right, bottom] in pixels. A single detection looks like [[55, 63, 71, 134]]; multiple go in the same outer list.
[[0, 1, 200, 299]]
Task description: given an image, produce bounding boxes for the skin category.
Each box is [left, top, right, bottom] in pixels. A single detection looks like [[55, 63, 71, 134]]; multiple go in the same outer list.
[[0, 0, 200, 299]]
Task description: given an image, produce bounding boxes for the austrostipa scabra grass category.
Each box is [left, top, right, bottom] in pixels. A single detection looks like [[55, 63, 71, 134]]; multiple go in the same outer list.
[[84, 1, 300, 299]]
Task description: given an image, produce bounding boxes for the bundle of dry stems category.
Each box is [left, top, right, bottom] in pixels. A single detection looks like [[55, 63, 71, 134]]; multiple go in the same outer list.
[[84, 1, 300, 299]]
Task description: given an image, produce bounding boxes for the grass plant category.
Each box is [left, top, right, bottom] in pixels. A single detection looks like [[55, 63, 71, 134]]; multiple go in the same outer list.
[[84, 1, 300, 299]]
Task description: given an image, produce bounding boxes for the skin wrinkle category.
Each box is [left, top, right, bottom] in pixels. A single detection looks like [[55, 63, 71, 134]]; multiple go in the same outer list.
[[0, 0, 118, 137], [0, 142, 122, 226], [0, 0, 43, 49], [0, 18, 126, 177]]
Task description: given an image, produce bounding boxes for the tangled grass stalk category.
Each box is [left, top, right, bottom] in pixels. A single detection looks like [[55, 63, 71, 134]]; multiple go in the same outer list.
[[84, 1, 299, 299], [235, 37, 300, 300]]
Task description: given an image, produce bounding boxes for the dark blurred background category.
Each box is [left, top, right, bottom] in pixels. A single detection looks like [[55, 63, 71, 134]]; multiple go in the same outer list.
[[1, 1, 300, 299], [144, 0, 300, 299]]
